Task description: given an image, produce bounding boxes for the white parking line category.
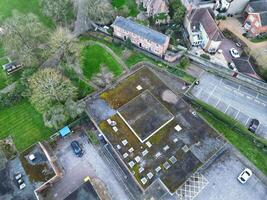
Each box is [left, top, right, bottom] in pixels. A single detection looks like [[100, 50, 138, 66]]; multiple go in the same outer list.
[[234, 110, 240, 120], [224, 105, 230, 113], [206, 85, 218, 102]]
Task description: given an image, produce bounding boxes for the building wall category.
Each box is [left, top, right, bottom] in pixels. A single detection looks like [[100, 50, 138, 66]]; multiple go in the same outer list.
[[112, 25, 169, 57], [227, 0, 249, 15]]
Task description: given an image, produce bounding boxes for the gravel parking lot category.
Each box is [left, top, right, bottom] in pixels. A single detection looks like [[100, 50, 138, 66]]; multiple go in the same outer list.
[[196, 148, 267, 200], [191, 72, 267, 139]]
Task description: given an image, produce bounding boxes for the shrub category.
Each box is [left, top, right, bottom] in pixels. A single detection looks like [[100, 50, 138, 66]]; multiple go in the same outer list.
[[200, 54, 210, 60]]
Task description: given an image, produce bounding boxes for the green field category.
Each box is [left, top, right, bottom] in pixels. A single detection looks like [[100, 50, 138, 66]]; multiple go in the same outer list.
[[0, 0, 54, 28], [0, 100, 53, 151], [81, 44, 123, 79], [111, 0, 138, 16]]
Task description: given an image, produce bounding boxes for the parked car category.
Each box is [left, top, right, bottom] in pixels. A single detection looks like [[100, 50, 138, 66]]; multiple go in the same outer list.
[[238, 168, 252, 184], [19, 183, 26, 190], [15, 173, 22, 180], [228, 62, 238, 71], [230, 48, 240, 58], [248, 119, 259, 133], [235, 42, 242, 48], [71, 140, 83, 157]]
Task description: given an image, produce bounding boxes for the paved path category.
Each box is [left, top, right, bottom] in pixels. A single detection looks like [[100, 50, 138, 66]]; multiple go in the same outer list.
[[90, 41, 130, 73]]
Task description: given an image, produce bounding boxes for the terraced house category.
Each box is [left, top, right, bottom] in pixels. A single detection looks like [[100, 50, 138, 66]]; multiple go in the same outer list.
[[112, 16, 170, 57]]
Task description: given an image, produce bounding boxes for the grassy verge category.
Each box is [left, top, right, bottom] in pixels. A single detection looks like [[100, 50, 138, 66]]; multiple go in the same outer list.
[[111, 0, 138, 16], [251, 35, 267, 43], [81, 44, 123, 79], [0, 100, 53, 151], [190, 99, 267, 175], [87, 131, 99, 145], [0, 0, 54, 28]]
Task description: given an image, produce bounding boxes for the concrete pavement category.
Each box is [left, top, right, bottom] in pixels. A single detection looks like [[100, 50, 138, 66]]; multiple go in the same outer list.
[[191, 72, 267, 139]]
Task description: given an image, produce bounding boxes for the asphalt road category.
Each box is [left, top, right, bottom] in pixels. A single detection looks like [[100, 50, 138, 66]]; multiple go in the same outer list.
[[191, 72, 267, 139]]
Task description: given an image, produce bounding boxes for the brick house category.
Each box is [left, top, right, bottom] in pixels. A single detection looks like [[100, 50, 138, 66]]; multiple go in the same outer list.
[[184, 8, 224, 53], [111, 16, 170, 57], [243, 0, 267, 37]]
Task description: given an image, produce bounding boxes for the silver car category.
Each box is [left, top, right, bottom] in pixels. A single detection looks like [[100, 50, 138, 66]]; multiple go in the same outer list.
[[238, 168, 252, 184]]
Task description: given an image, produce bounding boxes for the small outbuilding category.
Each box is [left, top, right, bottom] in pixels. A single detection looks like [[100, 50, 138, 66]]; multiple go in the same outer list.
[[59, 126, 71, 137]]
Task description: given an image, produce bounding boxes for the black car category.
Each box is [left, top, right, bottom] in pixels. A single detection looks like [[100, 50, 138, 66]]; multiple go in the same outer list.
[[248, 119, 259, 133], [71, 141, 83, 157]]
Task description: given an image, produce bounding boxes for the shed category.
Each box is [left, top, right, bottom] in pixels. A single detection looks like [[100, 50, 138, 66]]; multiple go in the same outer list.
[[59, 126, 71, 137]]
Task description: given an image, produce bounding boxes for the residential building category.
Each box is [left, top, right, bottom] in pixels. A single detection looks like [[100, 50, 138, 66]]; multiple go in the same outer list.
[[137, 0, 169, 17], [184, 8, 224, 53], [243, 0, 267, 37], [112, 16, 170, 57], [181, 0, 215, 11]]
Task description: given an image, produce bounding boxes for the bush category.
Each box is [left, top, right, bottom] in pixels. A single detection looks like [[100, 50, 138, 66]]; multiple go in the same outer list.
[[177, 56, 190, 69], [200, 54, 210, 60]]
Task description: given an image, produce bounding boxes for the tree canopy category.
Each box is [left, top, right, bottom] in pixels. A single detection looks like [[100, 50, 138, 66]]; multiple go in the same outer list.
[[39, 0, 75, 26], [0, 11, 49, 66], [169, 0, 186, 25], [84, 0, 115, 25], [28, 68, 77, 113]]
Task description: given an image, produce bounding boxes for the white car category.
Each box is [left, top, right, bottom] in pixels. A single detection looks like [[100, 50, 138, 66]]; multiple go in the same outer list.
[[238, 168, 252, 184], [230, 48, 240, 58]]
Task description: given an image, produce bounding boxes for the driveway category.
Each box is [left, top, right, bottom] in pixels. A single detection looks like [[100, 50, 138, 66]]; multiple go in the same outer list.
[[195, 148, 267, 200], [191, 72, 267, 139], [41, 133, 130, 200], [219, 18, 267, 68]]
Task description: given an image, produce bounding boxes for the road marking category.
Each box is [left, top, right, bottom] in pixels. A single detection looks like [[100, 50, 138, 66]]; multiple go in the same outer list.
[[245, 117, 251, 126], [234, 110, 240, 120], [224, 104, 230, 113], [206, 85, 217, 102], [215, 99, 221, 107]]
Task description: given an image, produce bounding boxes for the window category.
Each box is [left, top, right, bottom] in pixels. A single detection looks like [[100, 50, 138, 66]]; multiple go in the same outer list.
[[249, 15, 255, 22]]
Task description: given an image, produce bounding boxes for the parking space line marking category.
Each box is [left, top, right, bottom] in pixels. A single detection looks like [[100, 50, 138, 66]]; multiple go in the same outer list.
[[215, 99, 221, 107], [234, 110, 240, 120], [245, 117, 251, 126], [224, 105, 230, 113], [206, 85, 217, 102]]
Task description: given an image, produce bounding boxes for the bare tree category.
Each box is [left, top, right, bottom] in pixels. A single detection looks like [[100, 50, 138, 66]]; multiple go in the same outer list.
[[44, 27, 82, 66], [84, 0, 115, 25], [28, 68, 77, 112], [39, 0, 75, 26], [0, 11, 49, 66]]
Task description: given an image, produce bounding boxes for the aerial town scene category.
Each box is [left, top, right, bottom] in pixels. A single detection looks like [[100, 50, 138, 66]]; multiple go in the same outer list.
[[0, 0, 267, 200]]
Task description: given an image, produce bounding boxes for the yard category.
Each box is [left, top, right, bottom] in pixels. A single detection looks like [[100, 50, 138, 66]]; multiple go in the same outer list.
[[81, 44, 123, 79], [0, 0, 54, 28], [111, 0, 138, 16], [0, 100, 53, 151]]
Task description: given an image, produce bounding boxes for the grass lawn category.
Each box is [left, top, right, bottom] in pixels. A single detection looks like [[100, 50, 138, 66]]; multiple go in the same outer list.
[[111, 0, 138, 16], [191, 100, 267, 175], [81, 44, 123, 79], [0, 0, 54, 28], [0, 68, 22, 90], [0, 100, 53, 151], [63, 67, 94, 99]]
